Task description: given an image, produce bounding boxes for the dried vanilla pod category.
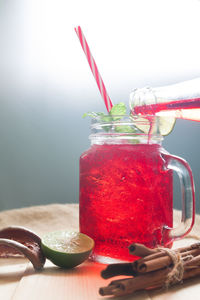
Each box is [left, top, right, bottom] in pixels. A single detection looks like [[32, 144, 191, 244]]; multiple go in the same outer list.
[[0, 226, 46, 270]]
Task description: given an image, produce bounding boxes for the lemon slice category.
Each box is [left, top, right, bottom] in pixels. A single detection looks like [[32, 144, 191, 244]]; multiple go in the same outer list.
[[41, 231, 94, 268], [132, 116, 176, 136]]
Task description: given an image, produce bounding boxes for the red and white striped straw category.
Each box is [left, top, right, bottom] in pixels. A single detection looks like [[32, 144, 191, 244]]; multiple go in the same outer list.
[[75, 26, 113, 112]]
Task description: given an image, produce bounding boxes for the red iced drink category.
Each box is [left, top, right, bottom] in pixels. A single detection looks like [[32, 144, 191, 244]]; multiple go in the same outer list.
[[79, 143, 173, 262]]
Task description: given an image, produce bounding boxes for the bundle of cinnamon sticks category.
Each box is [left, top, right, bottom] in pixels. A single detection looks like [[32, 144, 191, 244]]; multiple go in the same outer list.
[[99, 242, 200, 297]]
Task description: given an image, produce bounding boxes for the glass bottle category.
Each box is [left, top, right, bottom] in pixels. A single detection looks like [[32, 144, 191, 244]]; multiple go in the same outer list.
[[130, 78, 200, 121]]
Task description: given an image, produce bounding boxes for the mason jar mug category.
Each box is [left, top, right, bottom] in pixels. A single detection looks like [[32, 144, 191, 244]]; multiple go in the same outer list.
[[79, 116, 195, 263]]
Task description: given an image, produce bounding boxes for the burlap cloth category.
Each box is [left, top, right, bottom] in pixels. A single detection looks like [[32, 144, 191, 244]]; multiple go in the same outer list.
[[0, 204, 79, 236], [0, 203, 199, 242]]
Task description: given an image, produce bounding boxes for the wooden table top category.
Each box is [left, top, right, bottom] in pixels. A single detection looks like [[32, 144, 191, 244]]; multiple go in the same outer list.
[[0, 203, 200, 300]]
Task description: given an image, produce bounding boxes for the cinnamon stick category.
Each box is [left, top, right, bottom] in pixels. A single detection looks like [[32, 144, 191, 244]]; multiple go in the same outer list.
[[99, 268, 169, 297], [130, 243, 200, 274], [99, 278, 131, 296], [99, 242, 200, 297], [184, 254, 200, 268], [101, 244, 200, 280], [175, 242, 200, 253], [128, 243, 157, 257], [132, 242, 200, 265], [99, 263, 200, 297], [137, 248, 200, 273], [101, 262, 137, 279]]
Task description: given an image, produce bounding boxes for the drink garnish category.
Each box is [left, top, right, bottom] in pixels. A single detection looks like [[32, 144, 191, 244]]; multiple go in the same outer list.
[[83, 102, 126, 120], [83, 101, 176, 136], [83, 102, 136, 133]]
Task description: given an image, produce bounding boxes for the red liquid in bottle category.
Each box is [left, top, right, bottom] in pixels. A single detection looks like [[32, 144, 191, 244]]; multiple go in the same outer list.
[[133, 97, 200, 121], [79, 143, 173, 262]]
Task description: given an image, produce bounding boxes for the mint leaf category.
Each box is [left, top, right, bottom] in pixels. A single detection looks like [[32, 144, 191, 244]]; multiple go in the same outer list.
[[110, 102, 126, 119], [83, 102, 127, 119], [83, 102, 129, 132]]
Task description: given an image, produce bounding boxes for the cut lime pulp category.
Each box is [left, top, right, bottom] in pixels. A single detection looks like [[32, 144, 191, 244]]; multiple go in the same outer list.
[[41, 231, 94, 268], [157, 116, 176, 136]]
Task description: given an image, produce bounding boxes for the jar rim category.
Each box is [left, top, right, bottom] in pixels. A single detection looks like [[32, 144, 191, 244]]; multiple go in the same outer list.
[[90, 114, 160, 128], [89, 114, 163, 144], [90, 114, 158, 121]]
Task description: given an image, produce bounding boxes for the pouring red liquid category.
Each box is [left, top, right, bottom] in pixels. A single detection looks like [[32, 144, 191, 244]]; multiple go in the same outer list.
[[130, 78, 200, 122], [133, 97, 200, 121]]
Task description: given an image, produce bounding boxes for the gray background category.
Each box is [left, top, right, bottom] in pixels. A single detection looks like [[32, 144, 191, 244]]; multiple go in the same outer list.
[[0, 0, 199, 212]]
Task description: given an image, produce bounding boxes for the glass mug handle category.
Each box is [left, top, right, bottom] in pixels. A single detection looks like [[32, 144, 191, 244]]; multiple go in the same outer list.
[[161, 150, 195, 243]]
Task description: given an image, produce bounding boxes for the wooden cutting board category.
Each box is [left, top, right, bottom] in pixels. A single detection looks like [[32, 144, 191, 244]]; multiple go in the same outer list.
[[3, 255, 200, 300], [1, 205, 200, 299], [1, 247, 200, 300], [10, 260, 150, 300]]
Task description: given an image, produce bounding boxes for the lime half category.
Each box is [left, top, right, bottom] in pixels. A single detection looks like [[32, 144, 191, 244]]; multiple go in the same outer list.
[[41, 231, 94, 268], [133, 116, 176, 136]]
